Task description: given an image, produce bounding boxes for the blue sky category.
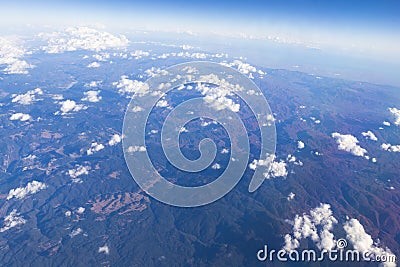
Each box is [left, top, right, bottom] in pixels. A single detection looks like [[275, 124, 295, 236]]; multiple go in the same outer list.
[[1, 0, 399, 85]]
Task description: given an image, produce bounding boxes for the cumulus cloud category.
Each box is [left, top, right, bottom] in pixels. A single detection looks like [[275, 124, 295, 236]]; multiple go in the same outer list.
[[383, 121, 391, 127], [127, 145, 146, 153], [7, 180, 47, 200], [82, 90, 102, 102], [331, 133, 368, 158], [0, 37, 34, 74], [198, 83, 240, 113], [361, 131, 378, 141], [68, 165, 90, 183], [113, 76, 149, 97], [0, 210, 26, 232], [10, 113, 31, 122], [249, 154, 288, 179], [87, 142, 105, 155], [40, 27, 129, 53], [87, 62, 101, 68], [11, 88, 43, 105], [381, 143, 400, 153], [156, 99, 169, 108], [211, 163, 221, 170], [76, 207, 85, 214], [98, 245, 110, 255], [283, 203, 338, 252], [297, 141, 305, 149], [108, 134, 121, 146], [69, 228, 83, 238], [287, 192, 295, 201], [344, 219, 396, 267], [389, 107, 400, 126], [57, 100, 86, 115], [132, 106, 144, 112]]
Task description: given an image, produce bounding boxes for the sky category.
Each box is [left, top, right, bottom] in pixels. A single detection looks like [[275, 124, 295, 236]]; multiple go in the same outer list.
[[0, 0, 399, 85]]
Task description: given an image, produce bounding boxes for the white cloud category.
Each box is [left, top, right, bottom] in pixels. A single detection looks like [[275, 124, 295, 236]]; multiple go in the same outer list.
[[0, 210, 26, 232], [69, 228, 83, 238], [113, 76, 149, 97], [198, 83, 240, 113], [287, 192, 295, 201], [11, 88, 43, 105], [211, 163, 221, 170], [297, 141, 305, 149], [87, 62, 101, 68], [0, 37, 33, 74], [344, 219, 396, 267], [383, 121, 391, 127], [7, 180, 47, 200], [82, 90, 102, 103], [331, 133, 368, 158], [132, 106, 143, 112], [10, 112, 31, 122], [381, 143, 400, 153], [58, 100, 86, 115], [87, 142, 105, 155], [98, 245, 110, 255], [249, 154, 288, 179], [127, 145, 146, 153], [65, 210, 72, 217], [361, 131, 378, 141], [283, 203, 338, 252], [40, 27, 129, 53], [156, 99, 169, 108], [84, 81, 102, 88], [389, 107, 400, 126], [67, 165, 90, 183], [108, 134, 121, 146], [221, 148, 229, 154], [76, 207, 85, 214]]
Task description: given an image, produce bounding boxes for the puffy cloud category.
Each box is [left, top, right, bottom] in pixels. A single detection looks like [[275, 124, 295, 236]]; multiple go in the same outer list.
[[361, 131, 378, 141], [383, 121, 391, 127], [7, 180, 47, 200], [249, 154, 288, 179], [108, 134, 121, 146], [381, 143, 400, 153], [69, 228, 83, 238], [87, 62, 101, 68], [82, 90, 102, 103], [0, 210, 26, 232], [0, 37, 33, 74], [57, 100, 86, 115], [84, 81, 102, 88], [132, 106, 144, 112], [11, 88, 43, 105], [87, 142, 105, 155], [113, 76, 149, 97], [76, 207, 85, 214], [198, 83, 240, 113], [331, 133, 368, 158], [283, 203, 338, 252], [221, 148, 229, 154], [67, 165, 90, 183], [297, 141, 305, 149], [211, 163, 221, 170], [40, 27, 129, 53], [127, 145, 146, 153], [65, 210, 72, 217], [344, 219, 396, 267], [389, 107, 400, 126], [222, 60, 258, 76], [156, 99, 169, 108], [287, 192, 295, 201], [98, 245, 110, 255], [10, 113, 31, 122]]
